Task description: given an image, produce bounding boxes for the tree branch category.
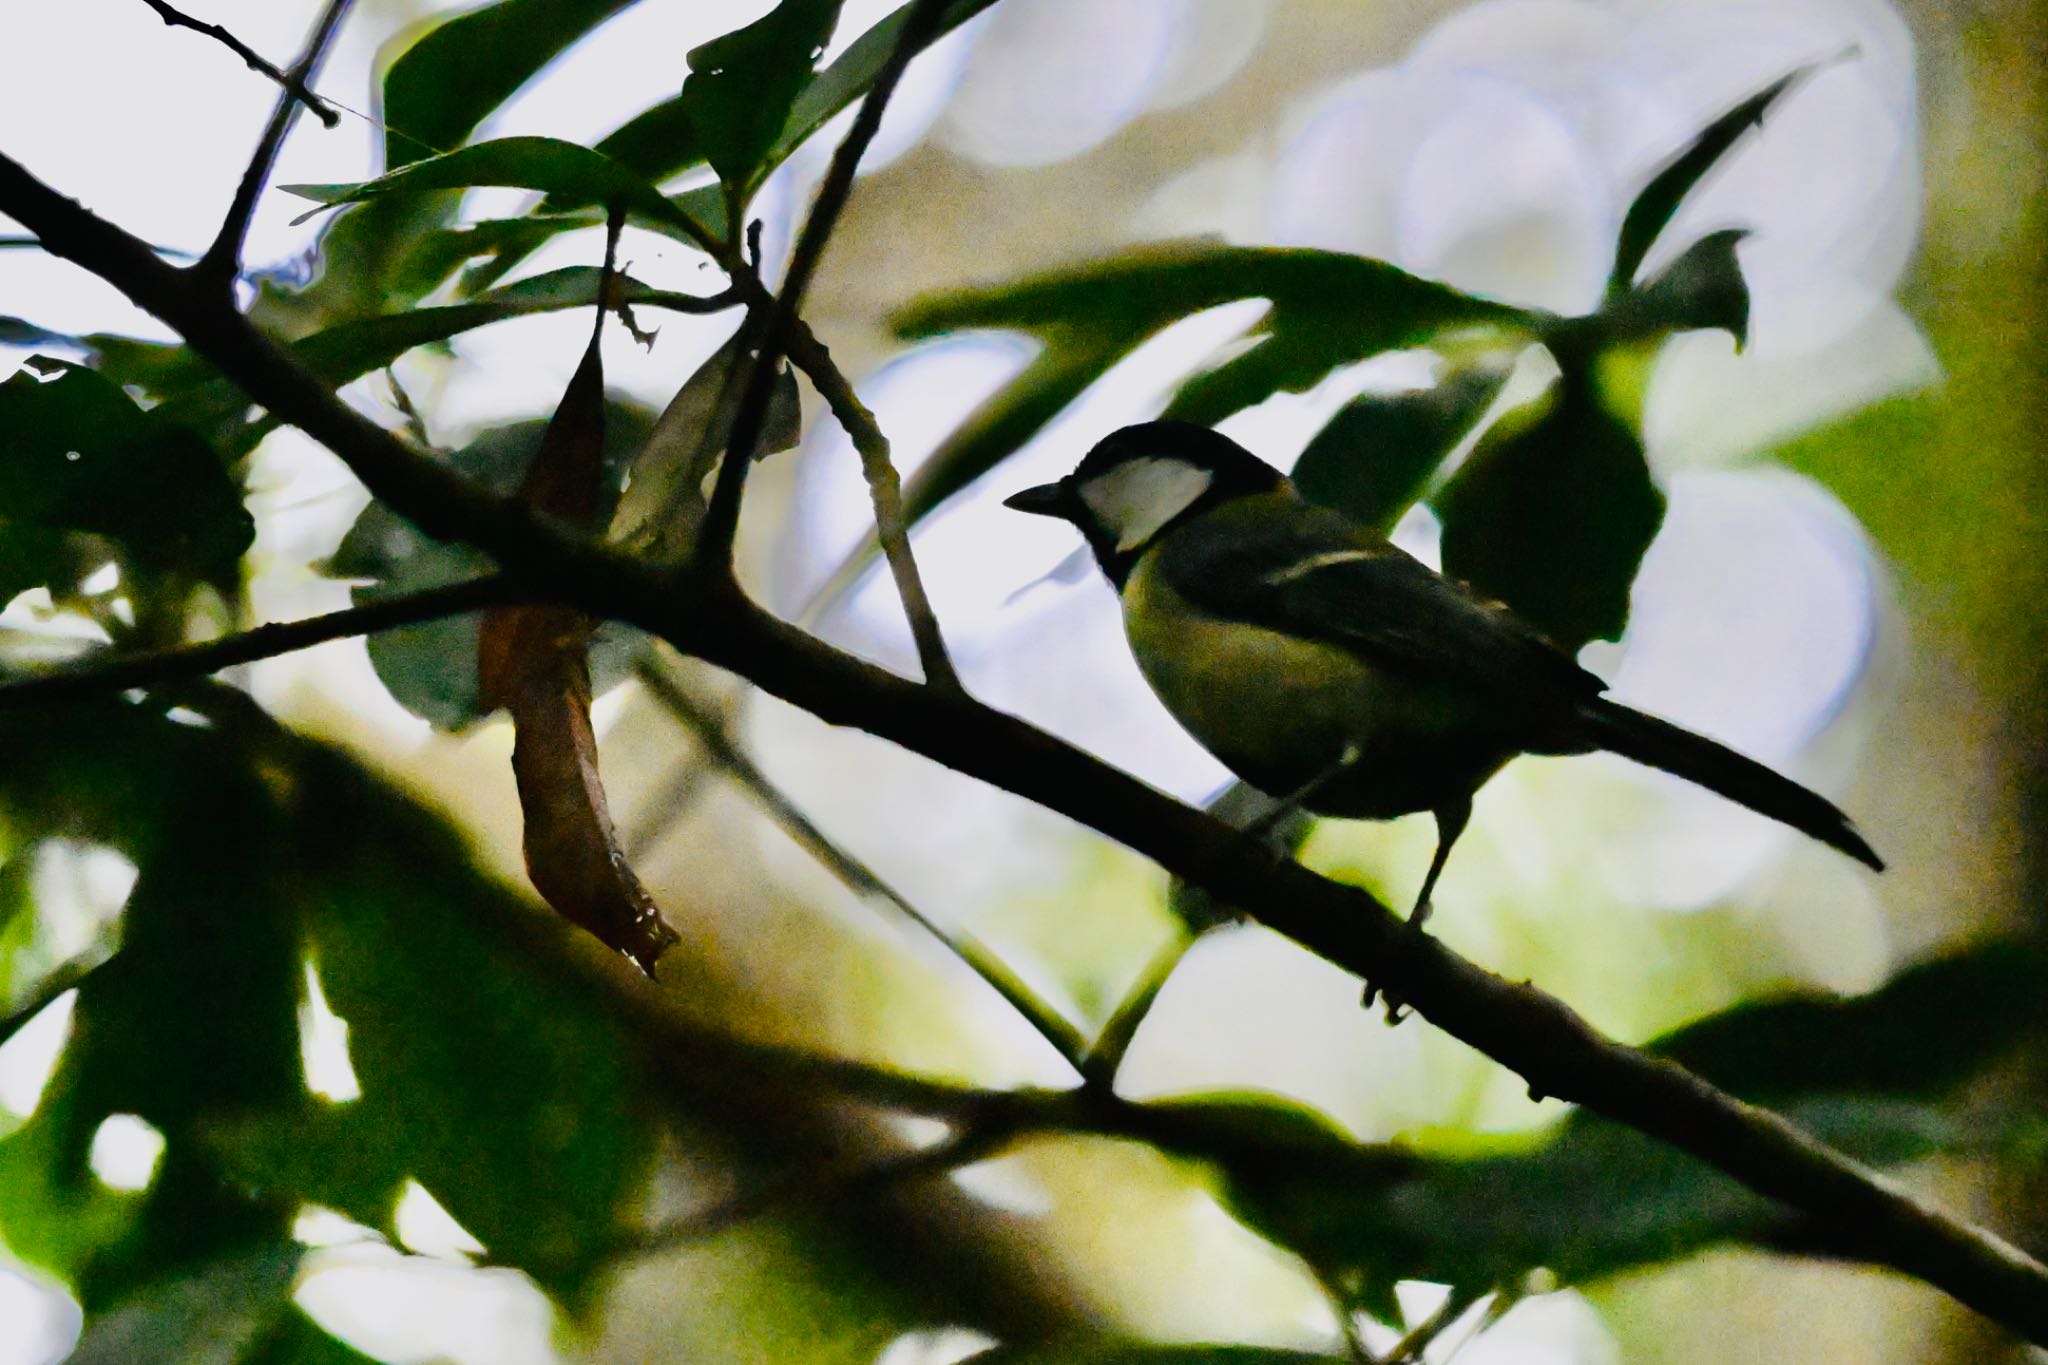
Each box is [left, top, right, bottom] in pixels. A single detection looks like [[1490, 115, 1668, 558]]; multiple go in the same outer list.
[[5, 145, 2048, 1345], [786, 321, 961, 690], [199, 0, 355, 284], [697, 0, 953, 571], [0, 576, 514, 709], [632, 655, 1086, 1069], [136, 0, 339, 128]]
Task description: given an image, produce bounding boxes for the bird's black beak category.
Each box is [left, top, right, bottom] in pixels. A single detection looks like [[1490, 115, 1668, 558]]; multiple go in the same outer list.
[[1003, 480, 1074, 520]]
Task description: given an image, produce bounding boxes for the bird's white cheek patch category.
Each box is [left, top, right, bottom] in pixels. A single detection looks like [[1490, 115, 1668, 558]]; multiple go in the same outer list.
[[1078, 458, 1214, 552]]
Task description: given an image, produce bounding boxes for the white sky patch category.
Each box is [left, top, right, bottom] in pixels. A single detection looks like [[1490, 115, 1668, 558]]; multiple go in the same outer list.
[[88, 1113, 165, 1192], [295, 1243, 558, 1365], [874, 1326, 1000, 1365], [949, 1153, 1052, 1217], [298, 959, 361, 1104], [0, 989, 76, 1118], [293, 1205, 379, 1250], [0, 1262, 80, 1365], [394, 1180, 487, 1261]]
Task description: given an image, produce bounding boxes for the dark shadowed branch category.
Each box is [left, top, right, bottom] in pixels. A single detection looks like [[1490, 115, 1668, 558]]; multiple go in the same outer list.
[[0, 576, 514, 708], [4, 103, 2048, 1352], [135, 0, 339, 127]]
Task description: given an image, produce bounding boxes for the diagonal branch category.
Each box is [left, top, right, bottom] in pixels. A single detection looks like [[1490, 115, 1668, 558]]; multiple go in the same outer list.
[[198, 0, 356, 284], [632, 655, 1086, 1068], [697, 0, 954, 571], [786, 321, 961, 690], [0, 576, 515, 709], [136, 0, 339, 127], [5, 145, 2048, 1346]]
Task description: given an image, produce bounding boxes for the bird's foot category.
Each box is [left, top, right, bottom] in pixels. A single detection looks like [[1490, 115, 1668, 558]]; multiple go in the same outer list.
[[1363, 898, 1433, 1025]]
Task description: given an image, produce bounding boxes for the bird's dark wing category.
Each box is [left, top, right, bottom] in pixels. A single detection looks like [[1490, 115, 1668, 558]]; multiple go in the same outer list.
[[1155, 497, 1603, 703]]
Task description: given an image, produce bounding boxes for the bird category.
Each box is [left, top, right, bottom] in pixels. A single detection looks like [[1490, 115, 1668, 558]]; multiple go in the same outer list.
[[1004, 419, 1883, 941]]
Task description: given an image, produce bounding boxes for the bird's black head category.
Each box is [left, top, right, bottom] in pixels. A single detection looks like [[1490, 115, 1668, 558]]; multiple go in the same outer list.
[[1003, 421, 1287, 580]]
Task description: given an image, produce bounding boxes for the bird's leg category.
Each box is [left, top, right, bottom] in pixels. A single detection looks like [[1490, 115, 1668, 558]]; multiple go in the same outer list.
[[1408, 795, 1471, 931], [1241, 743, 1364, 845], [1372, 795, 1473, 1024]]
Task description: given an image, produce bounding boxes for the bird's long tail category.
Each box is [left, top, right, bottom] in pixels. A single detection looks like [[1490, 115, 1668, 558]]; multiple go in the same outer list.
[[1576, 698, 1883, 871]]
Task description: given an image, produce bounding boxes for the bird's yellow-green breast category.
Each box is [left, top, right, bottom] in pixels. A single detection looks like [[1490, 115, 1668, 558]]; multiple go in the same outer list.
[[1120, 525, 1515, 818]]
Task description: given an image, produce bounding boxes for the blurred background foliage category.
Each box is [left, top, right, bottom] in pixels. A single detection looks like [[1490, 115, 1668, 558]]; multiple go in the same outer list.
[[1, 0, 2045, 1361]]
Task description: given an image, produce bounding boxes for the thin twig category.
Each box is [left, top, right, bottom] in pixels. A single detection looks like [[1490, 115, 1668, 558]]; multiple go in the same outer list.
[[1078, 929, 1196, 1092], [1386, 1284, 1485, 1365], [0, 576, 514, 709], [136, 0, 338, 127], [696, 0, 953, 571], [613, 1121, 1019, 1259], [786, 322, 960, 690], [632, 655, 1087, 1070], [7, 146, 2048, 1346], [198, 0, 356, 283]]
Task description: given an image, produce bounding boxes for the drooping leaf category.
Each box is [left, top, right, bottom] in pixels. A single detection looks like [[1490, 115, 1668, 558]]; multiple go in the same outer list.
[[476, 258, 679, 974], [682, 0, 843, 192], [0, 359, 252, 591], [329, 405, 654, 731], [1291, 359, 1513, 532], [282, 137, 720, 249], [611, 329, 804, 560], [1190, 943, 2045, 1303], [1433, 365, 1662, 650], [1607, 63, 1816, 296], [379, 0, 645, 170]]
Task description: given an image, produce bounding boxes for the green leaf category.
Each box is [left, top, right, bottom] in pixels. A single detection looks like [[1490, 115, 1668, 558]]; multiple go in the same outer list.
[[0, 694, 662, 1305], [144, 267, 731, 465], [611, 331, 805, 560], [1433, 365, 1662, 650], [1291, 360, 1512, 532], [892, 242, 1541, 525], [282, 137, 719, 250], [1196, 942, 2044, 1301], [216, 735, 663, 1300], [683, 0, 843, 191], [330, 406, 656, 730], [1607, 64, 1816, 297], [0, 360, 252, 590], [768, 0, 999, 171], [1650, 942, 2044, 1103], [379, 0, 645, 170], [0, 699, 304, 1305], [1600, 228, 1753, 350], [542, 0, 999, 216]]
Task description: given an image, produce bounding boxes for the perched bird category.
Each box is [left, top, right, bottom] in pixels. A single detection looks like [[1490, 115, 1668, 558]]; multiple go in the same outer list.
[[1004, 420, 1882, 932]]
